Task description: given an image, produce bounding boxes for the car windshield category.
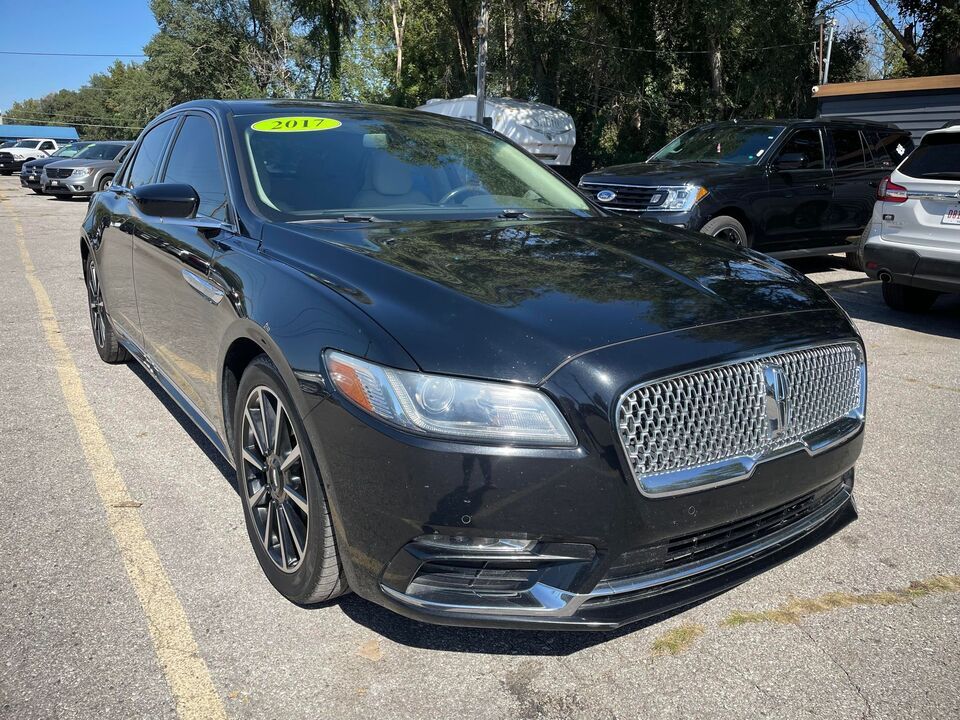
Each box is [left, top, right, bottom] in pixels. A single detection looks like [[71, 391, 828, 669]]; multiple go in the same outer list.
[[897, 133, 960, 180], [73, 142, 126, 160], [13, 140, 41, 149], [238, 113, 595, 221], [651, 123, 785, 165], [54, 142, 91, 158]]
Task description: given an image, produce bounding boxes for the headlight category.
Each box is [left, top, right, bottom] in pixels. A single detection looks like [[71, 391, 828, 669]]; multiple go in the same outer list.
[[324, 350, 576, 447], [656, 185, 709, 211], [72, 168, 90, 177]]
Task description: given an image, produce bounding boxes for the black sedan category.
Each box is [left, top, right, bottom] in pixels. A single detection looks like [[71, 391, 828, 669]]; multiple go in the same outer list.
[[81, 100, 866, 630]]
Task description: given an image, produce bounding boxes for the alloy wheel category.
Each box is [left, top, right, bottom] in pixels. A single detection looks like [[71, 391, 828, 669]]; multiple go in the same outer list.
[[714, 227, 744, 246], [240, 386, 308, 573], [87, 259, 106, 348]]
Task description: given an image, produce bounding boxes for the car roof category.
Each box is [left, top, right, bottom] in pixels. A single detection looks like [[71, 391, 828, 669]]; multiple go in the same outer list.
[[702, 117, 905, 131]]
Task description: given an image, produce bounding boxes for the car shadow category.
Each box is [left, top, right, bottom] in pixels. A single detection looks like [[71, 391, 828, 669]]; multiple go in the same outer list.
[[785, 257, 960, 339], [125, 361, 237, 491]]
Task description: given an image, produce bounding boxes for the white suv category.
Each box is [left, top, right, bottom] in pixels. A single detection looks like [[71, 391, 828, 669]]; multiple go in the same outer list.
[[861, 124, 960, 312]]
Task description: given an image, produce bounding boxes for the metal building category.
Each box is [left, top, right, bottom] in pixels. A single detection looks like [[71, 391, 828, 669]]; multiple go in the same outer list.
[[815, 74, 960, 140]]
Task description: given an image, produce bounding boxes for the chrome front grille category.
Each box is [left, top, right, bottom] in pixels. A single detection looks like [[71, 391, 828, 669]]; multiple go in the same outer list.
[[616, 344, 865, 496]]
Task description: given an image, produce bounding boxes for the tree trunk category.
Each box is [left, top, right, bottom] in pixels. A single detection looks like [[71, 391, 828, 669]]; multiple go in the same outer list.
[[708, 37, 722, 109], [390, 0, 405, 82]]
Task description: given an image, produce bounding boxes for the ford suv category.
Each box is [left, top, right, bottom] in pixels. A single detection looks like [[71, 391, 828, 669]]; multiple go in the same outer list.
[[862, 124, 960, 312], [579, 119, 913, 259]]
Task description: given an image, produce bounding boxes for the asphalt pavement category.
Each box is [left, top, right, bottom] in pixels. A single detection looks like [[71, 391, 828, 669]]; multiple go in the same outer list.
[[1, 177, 958, 720]]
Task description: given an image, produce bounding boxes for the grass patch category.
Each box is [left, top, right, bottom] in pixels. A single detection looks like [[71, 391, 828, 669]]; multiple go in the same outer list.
[[721, 575, 960, 627], [651, 623, 706, 656]]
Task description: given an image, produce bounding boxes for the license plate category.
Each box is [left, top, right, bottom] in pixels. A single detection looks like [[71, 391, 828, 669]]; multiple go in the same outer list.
[[51, 180, 59, 185], [943, 208, 960, 225], [28, 175, 36, 180]]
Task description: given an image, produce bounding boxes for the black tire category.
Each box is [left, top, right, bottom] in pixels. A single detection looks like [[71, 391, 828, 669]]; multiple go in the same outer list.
[[881, 282, 939, 313], [55, 194, 73, 200], [234, 355, 348, 604], [0, 171, 11, 176], [845, 252, 863, 271], [700, 215, 750, 248], [98, 175, 113, 192], [31, 188, 44, 195], [84, 256, 131, 363]]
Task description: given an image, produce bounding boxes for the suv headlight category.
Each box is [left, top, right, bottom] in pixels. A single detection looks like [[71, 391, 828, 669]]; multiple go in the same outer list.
[[72, 167, 90, 177], [324, 350, 576, 447], [656, 185, 709, 211]]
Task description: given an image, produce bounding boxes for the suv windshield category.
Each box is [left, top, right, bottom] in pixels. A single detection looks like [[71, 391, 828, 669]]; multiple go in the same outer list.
[[73, 142, 126, 161], [238, 113, 595, 221], [53, 142, 92, 158], [897, 133, 960, 180], [13, 140, 41, 149], [651, 123, 785, 165]]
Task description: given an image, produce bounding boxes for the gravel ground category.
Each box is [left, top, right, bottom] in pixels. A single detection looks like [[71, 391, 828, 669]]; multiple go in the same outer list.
[[1, 176, 958, 720]]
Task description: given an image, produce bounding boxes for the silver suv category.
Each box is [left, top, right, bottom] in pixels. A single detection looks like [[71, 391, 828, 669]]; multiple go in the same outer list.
[[41, 141, 132, 199], [861, 125, 960, 312]]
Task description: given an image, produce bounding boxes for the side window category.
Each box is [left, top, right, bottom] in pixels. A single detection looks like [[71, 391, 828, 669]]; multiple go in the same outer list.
[[829, 128, 867, 169], [40, 141, 55, 151], [126, 118, 177, 188], [867, 131, 911, 168], [776, 128, 824, 169], [161, 115, 229, 222]]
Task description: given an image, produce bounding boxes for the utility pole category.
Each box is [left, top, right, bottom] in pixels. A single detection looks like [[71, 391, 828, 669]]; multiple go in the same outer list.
[[475, 0, 489, 124], [822, 17, 837, 84], [813, 14, 826, 82]]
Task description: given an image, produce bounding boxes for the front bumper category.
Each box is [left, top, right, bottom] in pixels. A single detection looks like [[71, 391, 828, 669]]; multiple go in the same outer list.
[[20, 174, 42, 189], [303, 311, 864, 630], [42, 177, 94, 196], [0, 159, 26, 173]]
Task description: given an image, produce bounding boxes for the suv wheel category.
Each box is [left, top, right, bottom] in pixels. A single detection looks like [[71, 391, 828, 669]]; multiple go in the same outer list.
[[700, 215, 750, 248], [98, 175, 114, 192], [881, 282, 939, 313], [84, 257, 131, 363], [235, 356, 348, 604]]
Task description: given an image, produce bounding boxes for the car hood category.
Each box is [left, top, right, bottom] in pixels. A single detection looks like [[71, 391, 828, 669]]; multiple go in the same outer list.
[[581, 161, 756, 187], [45, 158, 117, 171], [24, 156, 63, 169], [264, 217, 838, 384]]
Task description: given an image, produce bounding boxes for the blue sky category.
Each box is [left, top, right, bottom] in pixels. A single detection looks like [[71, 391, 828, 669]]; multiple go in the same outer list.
[[0, 0, 158, 112]]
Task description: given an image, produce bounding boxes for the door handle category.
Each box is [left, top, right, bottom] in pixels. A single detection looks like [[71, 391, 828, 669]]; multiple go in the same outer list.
[[181, 268, 224, 305], [815, 183, 830, 190]]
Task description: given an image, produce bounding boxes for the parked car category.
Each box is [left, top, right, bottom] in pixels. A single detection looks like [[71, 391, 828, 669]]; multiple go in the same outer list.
[[417, 95, 576, 166], [0, 137, 69, 175], [41, 141, 132, 198], [20, 141, 95, 194], [861, 124, 960, 312], [579, 119, 913, 259], [82, 100, 865, 630]]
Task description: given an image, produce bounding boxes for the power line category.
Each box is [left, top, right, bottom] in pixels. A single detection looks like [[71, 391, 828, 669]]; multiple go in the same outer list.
[[0, 50, 146, 58], [559, 33, 812, 55]]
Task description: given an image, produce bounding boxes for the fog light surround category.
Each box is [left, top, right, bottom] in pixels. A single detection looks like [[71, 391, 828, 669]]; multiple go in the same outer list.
[[414, 534, 537, 553]]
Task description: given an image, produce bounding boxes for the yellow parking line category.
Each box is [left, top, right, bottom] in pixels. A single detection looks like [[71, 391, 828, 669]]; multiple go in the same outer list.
[[3, 199, 228, 720]]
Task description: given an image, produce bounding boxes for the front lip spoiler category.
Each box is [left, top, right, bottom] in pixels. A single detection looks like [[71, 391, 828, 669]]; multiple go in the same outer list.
[[380, 482, 855, 629]]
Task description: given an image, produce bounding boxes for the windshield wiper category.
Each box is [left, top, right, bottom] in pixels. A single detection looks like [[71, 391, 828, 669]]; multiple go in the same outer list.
[[919, 172, 960, 179], [340, 213, 377, 222], [498, 209, 530, 219]]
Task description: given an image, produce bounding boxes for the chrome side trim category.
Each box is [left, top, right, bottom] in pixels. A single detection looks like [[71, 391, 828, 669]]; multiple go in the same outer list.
[[904, 188, 960, 202], [381, 485, 852, 619], [181, 268, 225, 305]]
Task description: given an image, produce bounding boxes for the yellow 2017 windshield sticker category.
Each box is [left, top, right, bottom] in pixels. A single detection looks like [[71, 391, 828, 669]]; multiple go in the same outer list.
[[251, 116, 342, 133]]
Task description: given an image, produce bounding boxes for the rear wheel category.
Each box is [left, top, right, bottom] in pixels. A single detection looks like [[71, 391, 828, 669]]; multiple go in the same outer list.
[[881, 282, 939, 313], [235, 356, 348, 604], [700, 215, 750, 248], [84, 256, 130, 363]]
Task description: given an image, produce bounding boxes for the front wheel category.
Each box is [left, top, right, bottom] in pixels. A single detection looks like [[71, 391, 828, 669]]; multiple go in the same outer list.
[[700, 215, 750, 248], [84, 256, 130, 363], [881, 282, 939, 313], [31, 188, 44, 195], [98, 175, 113, 192], [235, 356, 348, 604], [55, 194, 73, 200]]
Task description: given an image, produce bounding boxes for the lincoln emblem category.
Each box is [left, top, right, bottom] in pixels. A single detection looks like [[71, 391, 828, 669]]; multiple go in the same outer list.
[[762, 364, 791, 439]]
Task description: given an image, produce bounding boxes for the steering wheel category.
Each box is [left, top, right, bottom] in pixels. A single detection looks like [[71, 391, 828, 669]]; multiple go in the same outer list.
[[439, 184, 484, 206]]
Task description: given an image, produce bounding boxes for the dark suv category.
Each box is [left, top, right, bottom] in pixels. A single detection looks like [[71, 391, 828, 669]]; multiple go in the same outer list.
[[579, 119, 913, 258]]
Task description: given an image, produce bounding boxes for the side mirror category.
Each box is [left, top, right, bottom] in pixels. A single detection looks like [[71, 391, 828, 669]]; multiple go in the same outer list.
[[130, 183, 199, 219], [774, 152, 808, 170]]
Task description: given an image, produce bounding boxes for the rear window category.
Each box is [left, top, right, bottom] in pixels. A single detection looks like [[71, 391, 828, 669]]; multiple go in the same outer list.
[[898, 133, 960, 180], [866, 131, 912, 168]]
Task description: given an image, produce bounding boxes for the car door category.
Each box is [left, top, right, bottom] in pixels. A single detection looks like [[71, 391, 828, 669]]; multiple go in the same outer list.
[[133, 112, 234, 421], [826, 127, 877, 243], [98, 117, 179, 347], [756, 127, 834, 252]]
